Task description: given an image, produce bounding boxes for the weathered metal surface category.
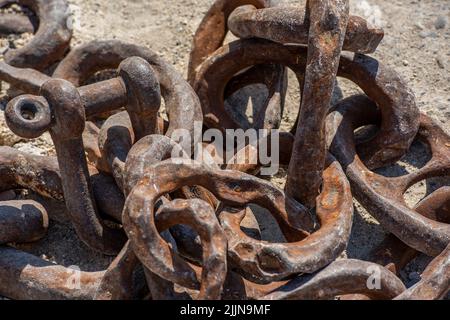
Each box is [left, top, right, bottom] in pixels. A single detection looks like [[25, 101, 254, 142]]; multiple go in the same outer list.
[[223, 63, 287, 130], [0, 246, 102, 299], [94, 241, 141, 300], [0, 40, 203, 146], [367, 187, 450, 275], [0, 200, 48, 244], [5, 80, 127, 255], [284, 0, 349, 207], [187, 0, 270, 82], [0, 243, 143, 300], [0, 13, 35, 35], [122, 158, 352, 285], [395, 244, 450, 300], [360, 187, 450, 300], [193, 39, 418, 168], [98, 111, 134, 189], [154, 199, 228, 300], [53, 40, 203, 143], [219, 157, 353, 283], [0, 145, 124, 222], [0, 146, 63, 200]]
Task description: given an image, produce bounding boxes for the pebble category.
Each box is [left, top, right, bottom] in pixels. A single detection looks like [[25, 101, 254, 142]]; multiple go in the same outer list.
[[402, 60, 409, 66], [435, 16, 447, 30]]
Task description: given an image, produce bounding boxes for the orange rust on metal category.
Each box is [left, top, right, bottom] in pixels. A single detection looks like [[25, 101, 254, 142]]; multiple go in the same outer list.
[[193, 39, 418, 168], [53, 40, 203, 143], [187, 0, 271, 82], [122, 158, 352, 285], [0, 40, 203, 147], [0, 242, 143, 300], [0, 144, 124, 223], [1, 0, 446, 301], [188, 0, 287, 131], [228, 4, 384, 53], [0, 200, 48, 244], [0, 13, 35, 35], [218, 157, 353, 283], [394, 244, 450, 300], [367, 187, 450, 275], [0, 0, 72, 70], [5, 80, 127, 255]]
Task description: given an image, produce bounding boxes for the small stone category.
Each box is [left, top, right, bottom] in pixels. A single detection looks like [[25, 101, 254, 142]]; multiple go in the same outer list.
[[402, 60, 409, 66], [435, 16, 448, 30], [14, 142, 47, 156]]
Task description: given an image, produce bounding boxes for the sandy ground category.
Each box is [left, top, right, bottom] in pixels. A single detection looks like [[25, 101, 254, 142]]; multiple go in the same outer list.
[[0, 0, 449, 299]]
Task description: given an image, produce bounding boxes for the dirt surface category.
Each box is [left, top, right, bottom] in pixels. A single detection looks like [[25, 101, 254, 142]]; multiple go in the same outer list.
[[0, 0, 449, 299]]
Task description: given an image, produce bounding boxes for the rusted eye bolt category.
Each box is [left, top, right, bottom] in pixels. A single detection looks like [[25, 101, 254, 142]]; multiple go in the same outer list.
[[5, 94, 52, 139]]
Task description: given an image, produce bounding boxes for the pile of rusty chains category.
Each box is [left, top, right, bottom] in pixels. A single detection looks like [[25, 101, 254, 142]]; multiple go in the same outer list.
[[0, 0, 448, 300]]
